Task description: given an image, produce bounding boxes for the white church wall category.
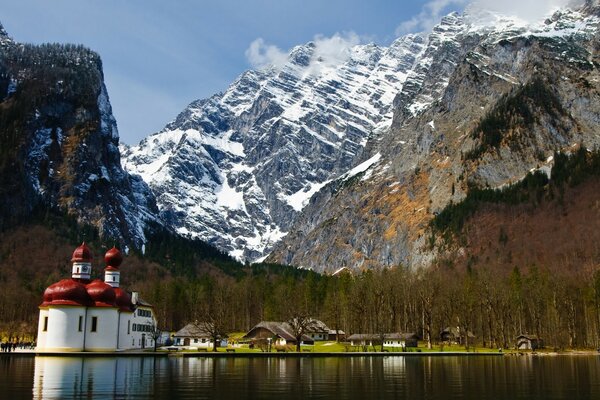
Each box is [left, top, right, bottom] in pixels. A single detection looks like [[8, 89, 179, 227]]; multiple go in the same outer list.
[[84, 308, 119, 351], [44, 306, 86, 352]]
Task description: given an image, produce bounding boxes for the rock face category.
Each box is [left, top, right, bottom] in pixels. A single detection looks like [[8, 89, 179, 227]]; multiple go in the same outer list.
[[0, 24, 159, 246], [122, 32, 427, 259], [121, 4, 600, 269], [268, 5, 600, 271]]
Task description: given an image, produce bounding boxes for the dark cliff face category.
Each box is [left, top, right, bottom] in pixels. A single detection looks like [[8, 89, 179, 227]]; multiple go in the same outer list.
[[0, 23, 158, 246]]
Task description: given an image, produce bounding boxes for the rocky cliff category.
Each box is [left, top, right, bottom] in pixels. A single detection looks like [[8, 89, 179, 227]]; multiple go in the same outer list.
[[0, 23, 159, 246], [268, 5, 600, 271]]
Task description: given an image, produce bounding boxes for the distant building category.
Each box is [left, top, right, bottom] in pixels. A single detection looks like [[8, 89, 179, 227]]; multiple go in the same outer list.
[[516, 334, 543, 350], [327, 329, 346, 341], [243, 321, 313, 347], [440, 327, 475, 345], [36, 243, 157, 352], [173, 323, 225, 349], [304, 319, 331, 341], [347, 333, 418, 348]]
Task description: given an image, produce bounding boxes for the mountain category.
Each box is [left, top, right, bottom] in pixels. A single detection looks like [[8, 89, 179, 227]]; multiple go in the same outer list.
[[122, 4, 600, 270], [0, 23, 158, 247], [268, 4, 600, 271], [121, 31, 428, 260]]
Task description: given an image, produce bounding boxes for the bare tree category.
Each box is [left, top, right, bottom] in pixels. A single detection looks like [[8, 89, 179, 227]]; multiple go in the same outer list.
[[287, 316, 319, 352]]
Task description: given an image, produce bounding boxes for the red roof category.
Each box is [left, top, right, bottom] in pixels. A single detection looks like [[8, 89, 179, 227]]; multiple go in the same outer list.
[[104, 247, 123, 268], [41, 278, 93, 307], [85, 280, 117, 307], [114, 288, 134, 312], [71, 242, 92, 263]]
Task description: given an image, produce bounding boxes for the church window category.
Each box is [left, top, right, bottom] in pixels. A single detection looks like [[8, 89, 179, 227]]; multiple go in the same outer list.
[[78, 316, 83, 332], [43, 316, 48, 332], [113, 276, 116, 281], [91, 316, 98, 332], [127, 321, 131, 334]]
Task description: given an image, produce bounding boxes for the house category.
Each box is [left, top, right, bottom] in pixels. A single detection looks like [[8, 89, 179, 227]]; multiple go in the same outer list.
[[304, 319, 331, 341], [173, 323, 225, 349], [327, 329, 346, 341], [347, 333, 418, 348], [516, 334, 543, 350], [243, 321, 313, 347], [440, 326, 475, 345], [36, 244, 158, 352]]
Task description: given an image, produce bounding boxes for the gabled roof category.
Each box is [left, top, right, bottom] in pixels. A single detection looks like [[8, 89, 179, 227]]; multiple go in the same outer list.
[[517, 334, 540, 340], [347, 333, 418, 341], [174, 323, 213, 338], [244, 321, 312, 342]]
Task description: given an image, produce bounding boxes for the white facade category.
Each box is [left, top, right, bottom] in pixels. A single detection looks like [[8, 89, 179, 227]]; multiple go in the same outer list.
[[36, 244, 158, 353]]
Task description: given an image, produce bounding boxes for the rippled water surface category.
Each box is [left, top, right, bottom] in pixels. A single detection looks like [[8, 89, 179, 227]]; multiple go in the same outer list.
[[1, 355, 599, 399]]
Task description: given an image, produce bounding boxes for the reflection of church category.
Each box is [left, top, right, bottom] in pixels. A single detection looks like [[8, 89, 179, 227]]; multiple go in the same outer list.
[[36, 243, 157, 352], [33, 356, 157, 398]]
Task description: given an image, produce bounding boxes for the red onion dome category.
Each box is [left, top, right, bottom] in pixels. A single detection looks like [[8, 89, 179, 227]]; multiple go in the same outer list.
[[86, 280, 117, 307], [114, 288, 134, 312], [41, 279, 92, 307], [104, 247, 123, 268], [71, 242, 92, 263]]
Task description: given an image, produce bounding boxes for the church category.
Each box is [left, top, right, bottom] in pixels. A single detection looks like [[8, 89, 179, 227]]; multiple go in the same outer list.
[[36, 243, 157, 352]]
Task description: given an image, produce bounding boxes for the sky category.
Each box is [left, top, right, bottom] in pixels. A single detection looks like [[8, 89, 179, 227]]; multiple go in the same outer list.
[[1, 0, 584, 144]]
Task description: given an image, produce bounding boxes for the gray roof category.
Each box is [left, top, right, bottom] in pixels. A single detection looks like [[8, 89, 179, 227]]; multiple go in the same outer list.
[[174, 323, 214, 339], [347, 333, 418, 341], [517, 334, 540, 340], [244, 321, 313, 342]]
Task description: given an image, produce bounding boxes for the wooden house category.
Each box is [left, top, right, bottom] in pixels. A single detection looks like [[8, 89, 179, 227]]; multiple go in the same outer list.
[[440, 326, 475, 345], [516, 334, 543, 350]]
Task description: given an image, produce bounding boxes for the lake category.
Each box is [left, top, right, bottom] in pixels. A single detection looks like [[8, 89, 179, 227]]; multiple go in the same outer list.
[[1, 354, 599, 399]]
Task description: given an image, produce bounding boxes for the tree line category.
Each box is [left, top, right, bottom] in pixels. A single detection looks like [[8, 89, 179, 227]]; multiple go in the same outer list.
[[137, 261, 600, 351]]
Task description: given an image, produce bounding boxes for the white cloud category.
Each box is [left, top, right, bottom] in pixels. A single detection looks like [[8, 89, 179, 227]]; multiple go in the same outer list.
[[396, 0, 586, 35], [245, 38, 288, 69], [396, 0, 469, 35], [245, 32, 361, 75], [468, 0, 585, 23], [306, 32, 361, 75]]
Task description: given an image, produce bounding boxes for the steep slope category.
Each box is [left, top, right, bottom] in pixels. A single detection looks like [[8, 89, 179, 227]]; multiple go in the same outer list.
[[0, 23, 159, 246], [122, 33, 428, 260], [268, 5, 600, 271]]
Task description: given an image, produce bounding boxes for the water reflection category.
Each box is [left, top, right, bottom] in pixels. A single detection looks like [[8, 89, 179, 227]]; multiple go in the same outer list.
[[33, 356, 157, 399], [11, 355, 600, 399]]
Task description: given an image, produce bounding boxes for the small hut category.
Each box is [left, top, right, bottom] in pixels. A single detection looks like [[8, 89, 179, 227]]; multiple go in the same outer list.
[[516, 334, 543, 350]]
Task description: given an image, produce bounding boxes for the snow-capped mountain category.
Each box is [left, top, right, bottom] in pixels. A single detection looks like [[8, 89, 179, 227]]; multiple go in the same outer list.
[[122, 30, 429, 260], [123, 3, 600, 265], [269, 4, 600, 271]]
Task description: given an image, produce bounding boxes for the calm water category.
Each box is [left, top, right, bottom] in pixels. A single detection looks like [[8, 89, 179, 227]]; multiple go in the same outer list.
[[1, 355, 599, 399]]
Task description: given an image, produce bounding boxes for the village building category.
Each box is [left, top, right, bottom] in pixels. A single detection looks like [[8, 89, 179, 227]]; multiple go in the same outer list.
[[36, 243, 157, 352], [304, 319, 331, 341], [173, 323, 225, 349], [243, 321, 313, 347], [516, 334, 543, 350], [347, 333, 418, 348], [327, 329, 346, 341], [440, 327, 475, 345]]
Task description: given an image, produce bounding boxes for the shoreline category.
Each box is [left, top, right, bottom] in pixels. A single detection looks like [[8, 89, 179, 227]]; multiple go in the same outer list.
[[2, 349, 598, 358]]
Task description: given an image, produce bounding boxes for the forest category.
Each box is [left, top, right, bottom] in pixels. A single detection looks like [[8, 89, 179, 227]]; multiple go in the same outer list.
[[0, 149, 598, 351]]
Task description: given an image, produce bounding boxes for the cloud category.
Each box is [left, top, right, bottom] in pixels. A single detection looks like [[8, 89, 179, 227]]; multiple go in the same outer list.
[[396, 0, 469, 35], [245, 38, 288, 69], [306, 32, 361, 75], [467, 0, 586, 23], [396, 0, 586, 35], [245, 32, 361, 74]]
